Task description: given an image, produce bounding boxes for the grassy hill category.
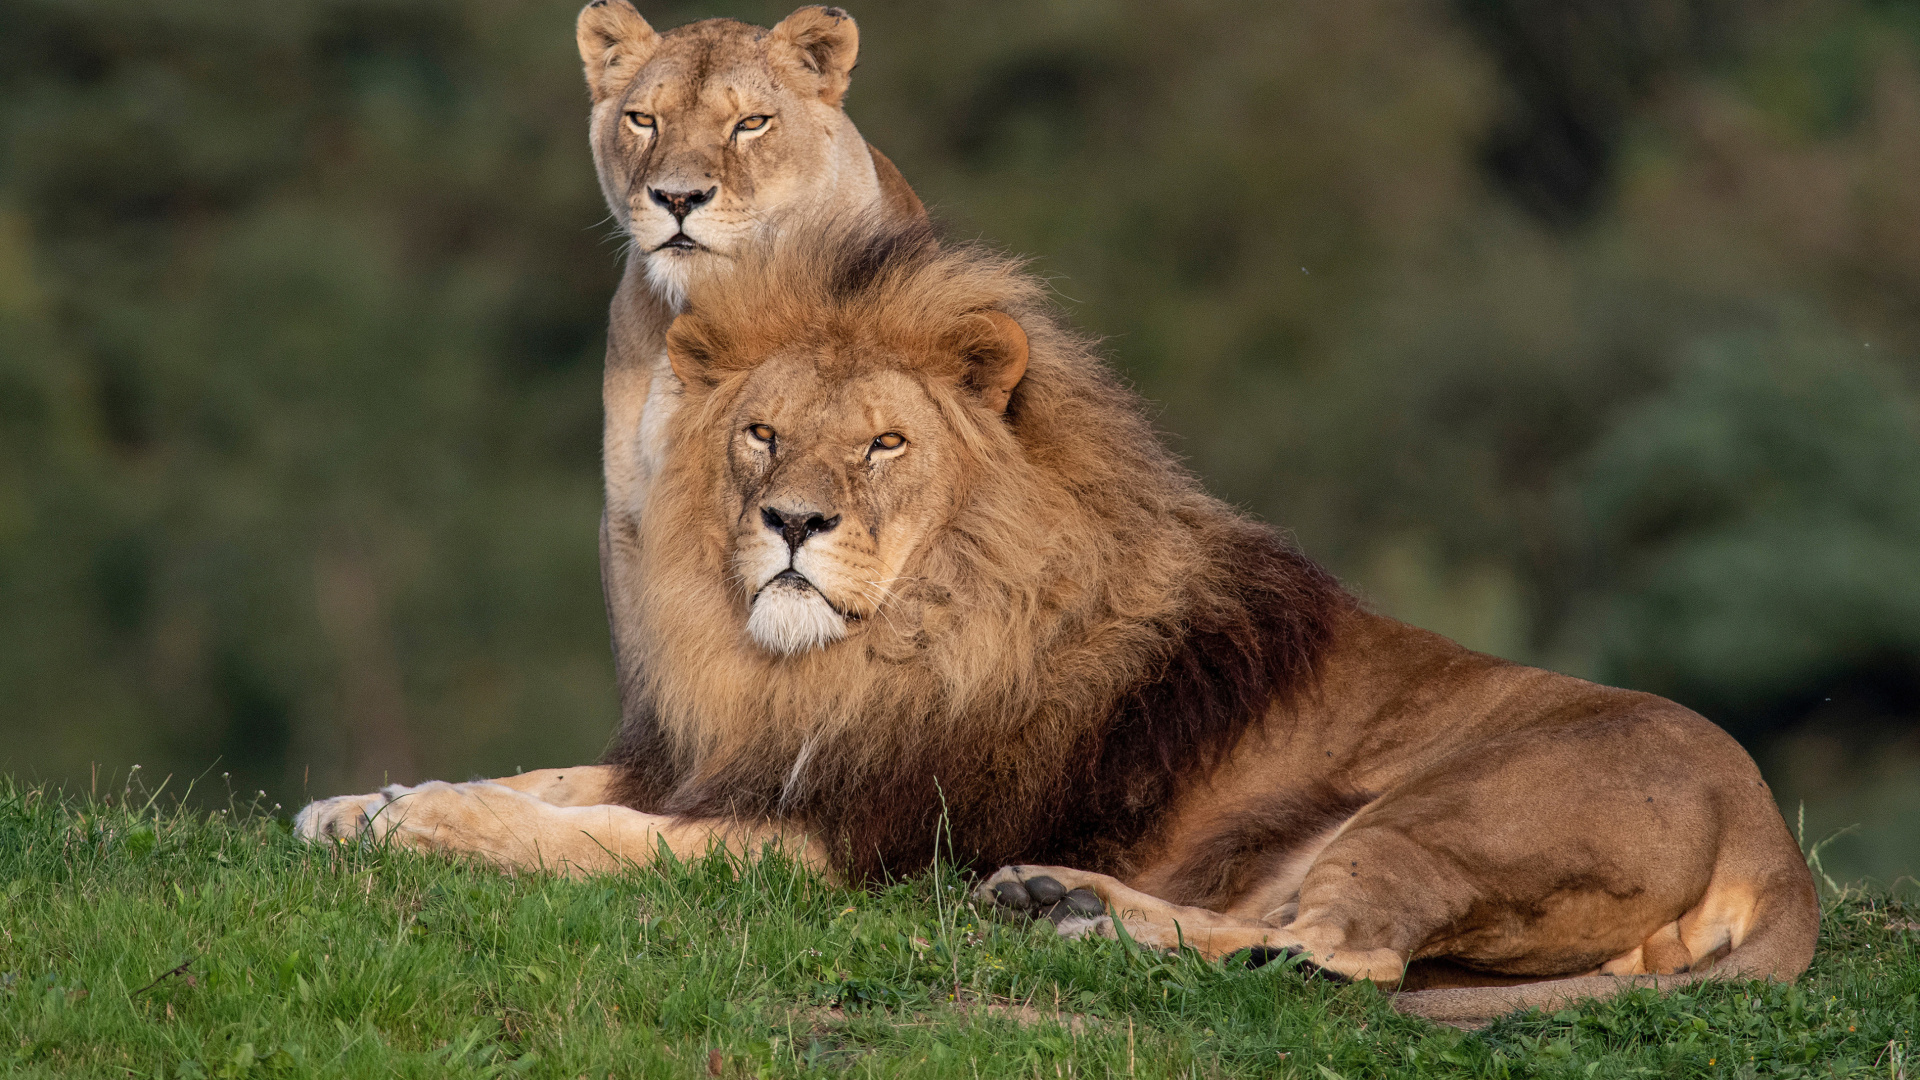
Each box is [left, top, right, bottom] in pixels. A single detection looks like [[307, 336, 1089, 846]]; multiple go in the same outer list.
[[1, 778, 1914, 1078]]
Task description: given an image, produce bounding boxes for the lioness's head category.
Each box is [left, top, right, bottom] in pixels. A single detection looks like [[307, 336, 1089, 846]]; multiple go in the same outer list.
[[577, 1, 880, 309], [663, 227, 1031, 657]]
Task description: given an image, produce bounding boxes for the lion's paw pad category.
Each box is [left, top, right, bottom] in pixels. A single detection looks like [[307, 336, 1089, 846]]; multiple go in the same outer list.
[[980, 874, 1104, 925]]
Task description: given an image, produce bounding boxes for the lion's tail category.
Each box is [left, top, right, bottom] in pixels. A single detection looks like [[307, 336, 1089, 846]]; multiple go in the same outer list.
[[1390, 878, 1821, 1027]]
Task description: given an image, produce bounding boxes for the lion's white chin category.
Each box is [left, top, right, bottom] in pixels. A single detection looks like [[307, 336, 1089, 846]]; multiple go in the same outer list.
[[747, 582, 847, 656]]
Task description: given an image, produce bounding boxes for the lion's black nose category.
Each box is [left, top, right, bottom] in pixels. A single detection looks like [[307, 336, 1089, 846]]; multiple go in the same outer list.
[[762, 506, 840, 554], [649, 186, 717, 221]]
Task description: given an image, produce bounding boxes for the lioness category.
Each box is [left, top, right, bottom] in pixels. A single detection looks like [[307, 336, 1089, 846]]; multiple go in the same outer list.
[[295, 220, 1818, 1024], [579, 0, 925, 716]]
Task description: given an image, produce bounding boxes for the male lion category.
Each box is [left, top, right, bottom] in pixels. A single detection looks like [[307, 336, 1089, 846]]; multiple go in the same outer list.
[[295, 220, 1818, 1024], [577, 0, 925, 720]]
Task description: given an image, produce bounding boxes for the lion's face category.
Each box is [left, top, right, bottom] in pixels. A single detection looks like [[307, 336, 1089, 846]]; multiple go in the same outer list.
[[720, 357, 956, 655], [578, 4, 877, 309], [666, 305, 1031, 657]]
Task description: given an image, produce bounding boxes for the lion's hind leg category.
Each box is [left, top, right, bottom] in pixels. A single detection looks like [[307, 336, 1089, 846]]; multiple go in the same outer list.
[[1277, 712, 1817, 1019]]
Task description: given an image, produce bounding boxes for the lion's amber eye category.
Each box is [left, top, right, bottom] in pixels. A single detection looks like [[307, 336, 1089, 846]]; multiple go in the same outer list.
[[747, 423, 776, 446], [735, 115, 771, 134], [625, 112, 655, 132], [871, 432, 906, 453]]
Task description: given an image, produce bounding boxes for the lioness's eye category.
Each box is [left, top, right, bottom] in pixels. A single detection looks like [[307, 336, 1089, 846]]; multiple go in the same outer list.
[[871, 432, 906, 453], [735, 115, 771, 134], [625, 112, 655, 132], [747, 423, 776, 447]]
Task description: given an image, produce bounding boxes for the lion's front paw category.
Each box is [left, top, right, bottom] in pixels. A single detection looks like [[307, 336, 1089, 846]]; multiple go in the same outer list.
[[291, 784, 416, 843], [974, 865, 1106, 929]]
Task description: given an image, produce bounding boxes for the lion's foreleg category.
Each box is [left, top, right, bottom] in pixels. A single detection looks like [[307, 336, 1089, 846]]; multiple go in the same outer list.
[[977, 865, 1263, 940], [295, 781, 826, 877], [972, 864, 1399, 977], [484, 765, 619, 807], [292, 766, 618, 845]]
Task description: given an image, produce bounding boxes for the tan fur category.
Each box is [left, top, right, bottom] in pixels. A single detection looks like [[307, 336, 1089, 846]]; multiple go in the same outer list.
[[579, 3, 926, 736], [293, 770, 820, 877], [296, 219, 1817, 1025]]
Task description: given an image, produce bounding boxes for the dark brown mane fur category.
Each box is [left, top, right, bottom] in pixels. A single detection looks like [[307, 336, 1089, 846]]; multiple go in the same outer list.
[[602, 217, 1353, 882]]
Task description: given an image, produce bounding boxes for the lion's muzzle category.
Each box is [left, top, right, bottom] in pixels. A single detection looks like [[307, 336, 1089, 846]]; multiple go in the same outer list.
[[747, 571, 848, 655]]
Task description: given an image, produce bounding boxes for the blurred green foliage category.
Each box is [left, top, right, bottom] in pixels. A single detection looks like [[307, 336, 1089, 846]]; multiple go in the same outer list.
[[1, 0, 1917, 875]]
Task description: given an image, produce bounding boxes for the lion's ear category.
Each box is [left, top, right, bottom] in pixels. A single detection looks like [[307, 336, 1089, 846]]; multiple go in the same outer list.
[[769, 6, 860, 107], [665, 314, 720, 389], [577, 0, 659, 103], [951, 311, 1029, 415]]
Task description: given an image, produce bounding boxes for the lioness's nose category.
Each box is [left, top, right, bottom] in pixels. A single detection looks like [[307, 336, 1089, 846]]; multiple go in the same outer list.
[[649, 186, 716, 221], [762, 506, 840, 554]]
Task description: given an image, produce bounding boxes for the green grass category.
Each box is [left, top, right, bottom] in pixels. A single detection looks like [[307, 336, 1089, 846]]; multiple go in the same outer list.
[[1, 778, 1915, 1079]]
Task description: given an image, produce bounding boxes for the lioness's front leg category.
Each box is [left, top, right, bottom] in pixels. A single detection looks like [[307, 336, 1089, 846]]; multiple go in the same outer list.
[[293, 780, 824, 877]]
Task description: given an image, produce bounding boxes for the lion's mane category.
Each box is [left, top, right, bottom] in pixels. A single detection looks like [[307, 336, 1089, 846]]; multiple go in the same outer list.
[[602, 218, 1353, 881]]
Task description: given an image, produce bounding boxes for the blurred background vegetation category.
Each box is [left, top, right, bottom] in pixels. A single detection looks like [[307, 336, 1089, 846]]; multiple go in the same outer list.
[[2, 0, 1917, 885]]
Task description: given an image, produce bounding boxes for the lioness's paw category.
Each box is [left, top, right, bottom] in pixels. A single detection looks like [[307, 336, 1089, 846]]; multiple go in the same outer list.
[[973, 866, 1105, 927], [292, 784, 416, 843]]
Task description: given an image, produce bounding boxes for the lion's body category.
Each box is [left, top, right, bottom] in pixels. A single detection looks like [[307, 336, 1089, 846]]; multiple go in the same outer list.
[[294, 144, 1817, 1023], [592, 222, 1815, 1020]]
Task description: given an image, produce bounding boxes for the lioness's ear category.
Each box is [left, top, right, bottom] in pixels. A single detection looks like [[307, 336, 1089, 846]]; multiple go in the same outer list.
[[951, 311, 1029, 414], [769, 6, 860, 107], [577, 0, 658, 103], [665, 314, 718, 388]]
